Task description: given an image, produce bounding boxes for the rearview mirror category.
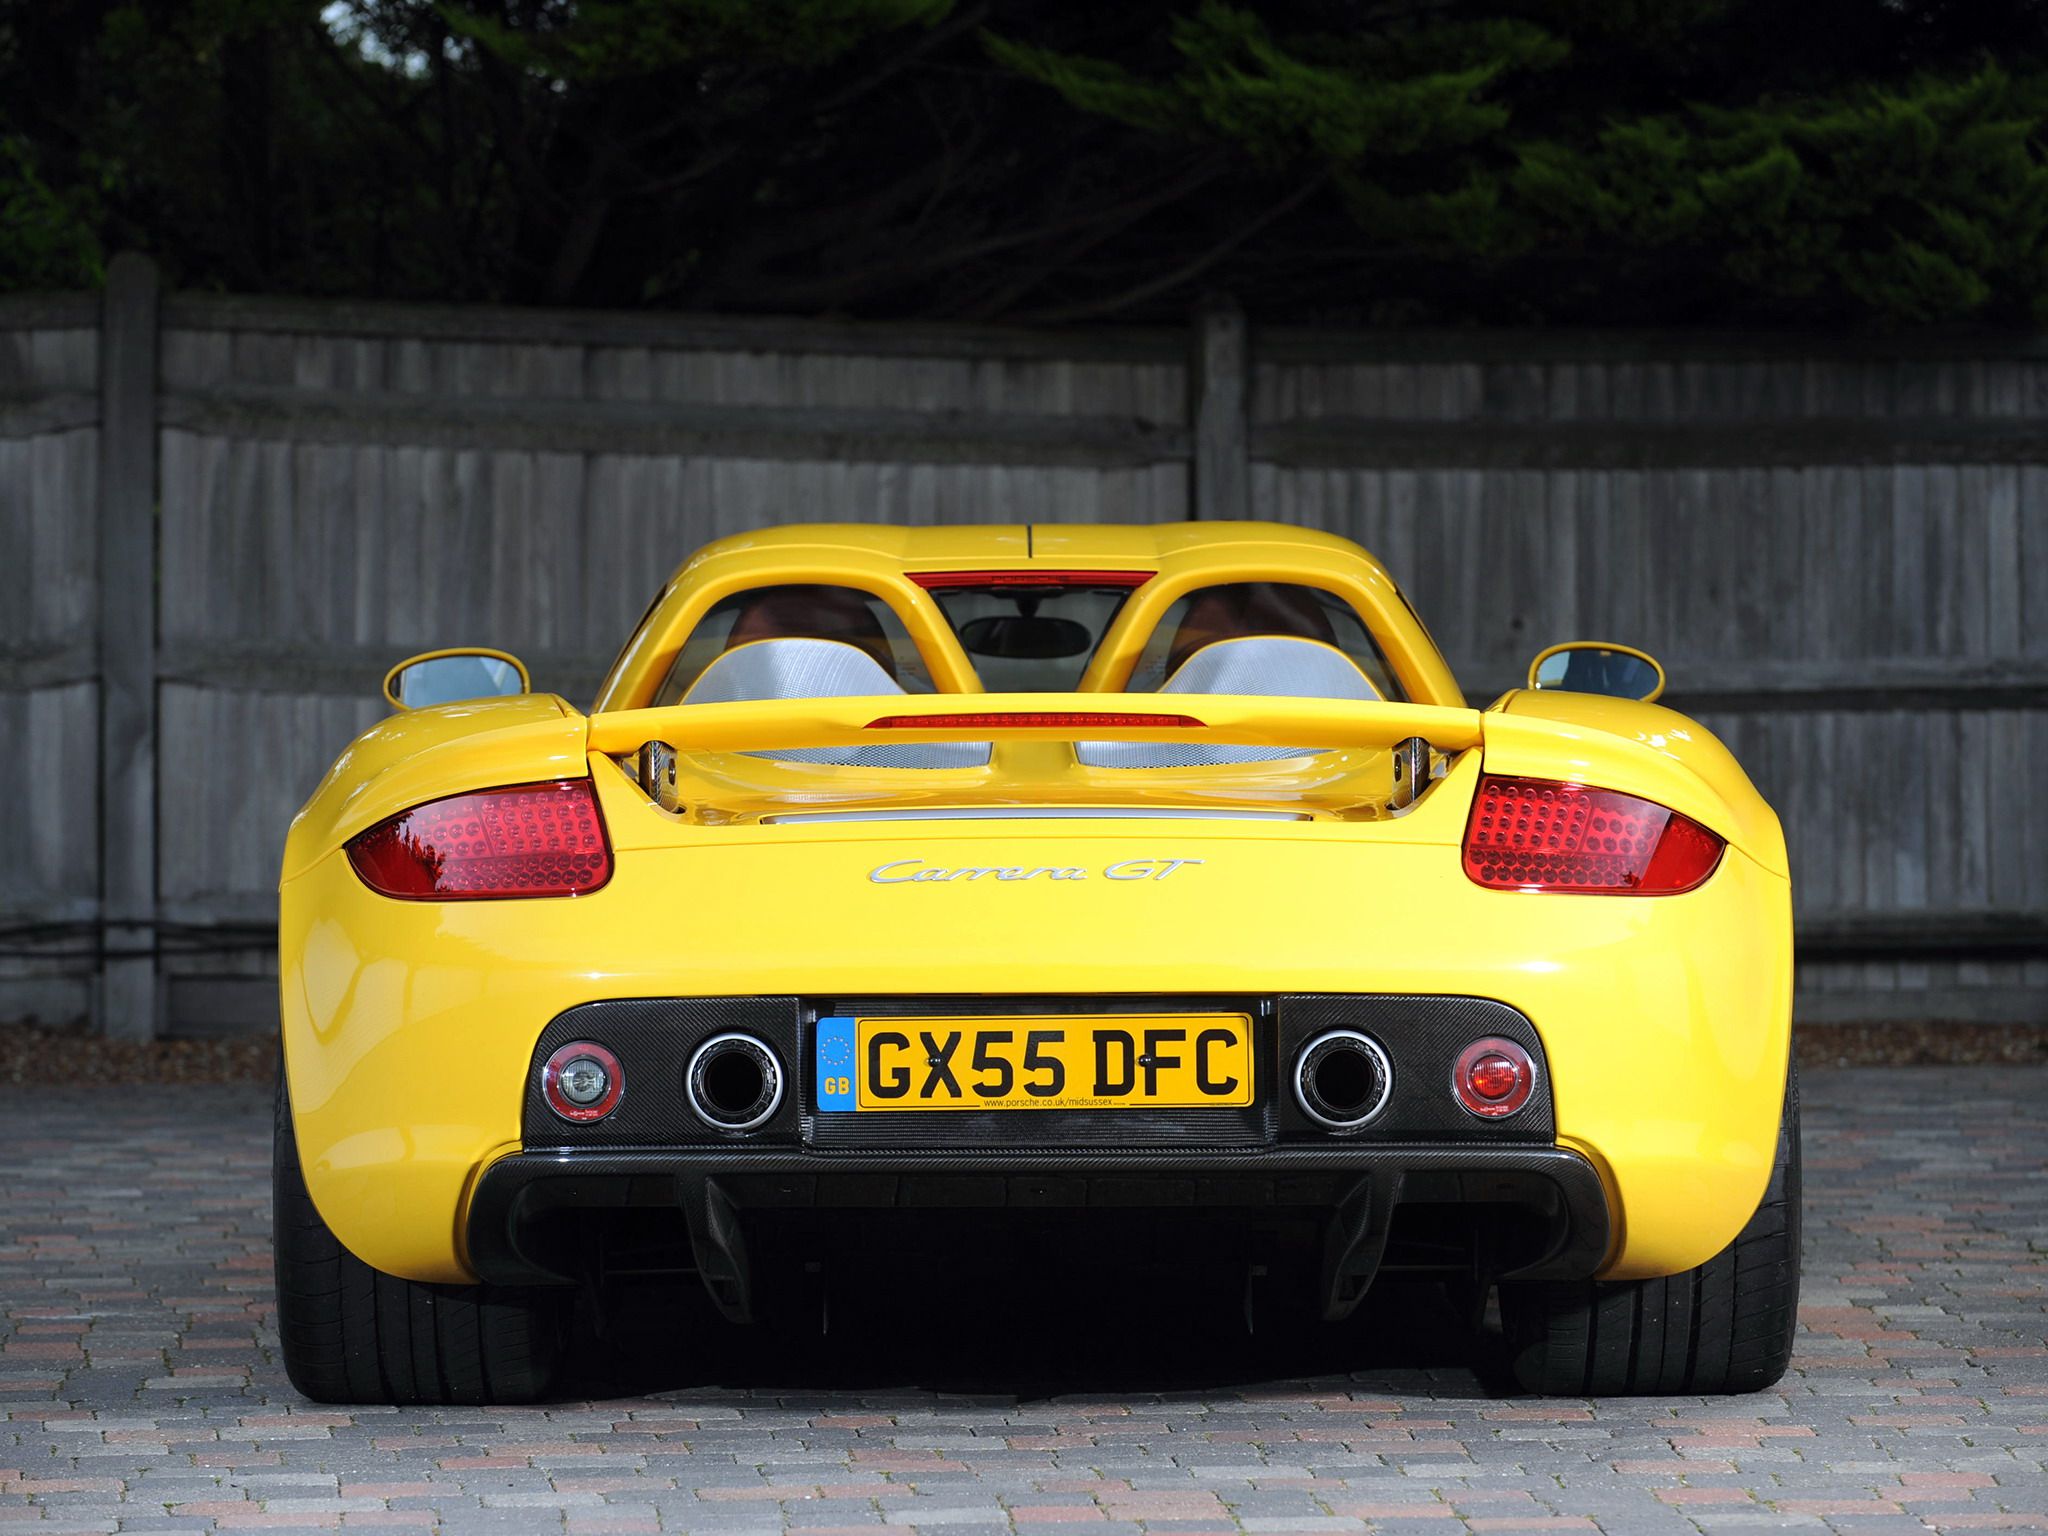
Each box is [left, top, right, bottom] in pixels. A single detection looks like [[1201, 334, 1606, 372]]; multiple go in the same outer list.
[[383, 648, 531, 711], [1527, 642, 1665, 703], [958, 614, 1093, 661]]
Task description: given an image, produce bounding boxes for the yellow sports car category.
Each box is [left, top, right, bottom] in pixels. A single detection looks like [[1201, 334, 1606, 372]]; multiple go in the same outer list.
[[274, 521, 1797, 1403]]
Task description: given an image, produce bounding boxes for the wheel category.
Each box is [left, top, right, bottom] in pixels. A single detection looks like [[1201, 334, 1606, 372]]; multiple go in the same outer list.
[[272, 1071, 569, 1404], [1500, 1063, 1801, 1395]]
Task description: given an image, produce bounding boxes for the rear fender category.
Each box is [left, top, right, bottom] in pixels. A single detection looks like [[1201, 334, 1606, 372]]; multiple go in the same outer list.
[[280, 694, 590, 883], [1480, 692, 1787, 879]]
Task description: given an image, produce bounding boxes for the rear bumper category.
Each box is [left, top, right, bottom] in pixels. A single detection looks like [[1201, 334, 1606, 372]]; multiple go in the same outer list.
[[472, 993, 1596, 1321], [465, 1141, 1611, 1321]]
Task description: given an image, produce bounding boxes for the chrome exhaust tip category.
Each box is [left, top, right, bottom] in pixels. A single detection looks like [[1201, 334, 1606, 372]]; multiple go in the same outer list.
[[686, 1033, 785, 1133], [1293, 1029, 1394, 1131]]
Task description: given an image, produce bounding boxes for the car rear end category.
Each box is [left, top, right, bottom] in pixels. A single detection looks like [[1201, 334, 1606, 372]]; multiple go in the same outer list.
[[276, 524, 1793, 1399], [279, 729, 1792, 1334]]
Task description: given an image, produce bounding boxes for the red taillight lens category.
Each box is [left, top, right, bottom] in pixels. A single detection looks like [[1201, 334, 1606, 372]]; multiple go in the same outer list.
[[345, 780, 612, 899], [1461, 774, 1724, 894], [1468, 1054, 1521, 1100], [1453, 1038, 1536, 1119]]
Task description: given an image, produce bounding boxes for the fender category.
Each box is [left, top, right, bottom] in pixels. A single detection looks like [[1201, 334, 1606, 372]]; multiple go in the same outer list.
[[1481, 689, 1788, 879]]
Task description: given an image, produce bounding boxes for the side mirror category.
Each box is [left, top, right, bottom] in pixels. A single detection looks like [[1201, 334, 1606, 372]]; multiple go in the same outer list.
[[1527, 642, 1666, 703], [383, 648, 531, 711]]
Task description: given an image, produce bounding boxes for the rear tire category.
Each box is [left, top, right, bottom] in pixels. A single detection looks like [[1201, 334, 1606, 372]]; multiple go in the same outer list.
[[272, 1072, 569, 1404], [1500, 1064, 1800, 1395]]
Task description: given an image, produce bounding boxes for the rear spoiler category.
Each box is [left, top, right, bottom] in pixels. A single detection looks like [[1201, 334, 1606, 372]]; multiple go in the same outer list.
[[586, 693, 1484, 756], [581, 694, 1778, 873]]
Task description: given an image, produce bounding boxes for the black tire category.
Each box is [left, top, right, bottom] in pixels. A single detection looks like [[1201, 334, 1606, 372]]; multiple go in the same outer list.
[[272, 1072, 569, 1404], [1501, 1063, 1801, 1395]]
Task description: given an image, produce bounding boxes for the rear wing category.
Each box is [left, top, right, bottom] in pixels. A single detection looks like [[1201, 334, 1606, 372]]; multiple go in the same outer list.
[[581, 691, 1779, 871], [586, 693, 1484, 756]]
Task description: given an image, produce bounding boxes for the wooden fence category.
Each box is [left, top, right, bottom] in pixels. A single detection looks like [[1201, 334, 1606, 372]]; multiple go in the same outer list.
[[2, 255, 2041, 1037]]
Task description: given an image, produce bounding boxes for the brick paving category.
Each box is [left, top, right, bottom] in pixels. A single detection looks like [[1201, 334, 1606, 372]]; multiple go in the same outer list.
[[2, 1067, 2045, 1533]]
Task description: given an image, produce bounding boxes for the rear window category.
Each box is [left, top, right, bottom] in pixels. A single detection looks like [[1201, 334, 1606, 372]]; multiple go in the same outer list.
[[1124, 582, 1405, 699], [926, 581, 1140, 691]]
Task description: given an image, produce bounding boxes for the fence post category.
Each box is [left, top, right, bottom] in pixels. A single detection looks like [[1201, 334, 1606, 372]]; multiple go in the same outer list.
[[1190, 296, 1249, 520], [96, 253, 160, 1041]]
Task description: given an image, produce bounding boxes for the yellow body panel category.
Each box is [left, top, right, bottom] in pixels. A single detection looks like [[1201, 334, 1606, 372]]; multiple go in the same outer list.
[[279, 521, 1793, 1289], [281, 694, 586, 882], [1484, 691, 1789, 877]]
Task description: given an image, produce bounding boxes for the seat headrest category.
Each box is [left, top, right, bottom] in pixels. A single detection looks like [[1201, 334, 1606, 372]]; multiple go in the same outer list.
[[1160, 635, 1381, 701], [1077, 636, 1377, 769], [682, 638, 903, 706]]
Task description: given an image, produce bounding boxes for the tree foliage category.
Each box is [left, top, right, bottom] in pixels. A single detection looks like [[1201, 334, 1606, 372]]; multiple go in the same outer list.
[[5, 0, 2048, 324]]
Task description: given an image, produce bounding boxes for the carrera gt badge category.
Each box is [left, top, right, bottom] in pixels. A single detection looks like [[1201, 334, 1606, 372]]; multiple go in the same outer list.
[[868, 857, 1203, 884]]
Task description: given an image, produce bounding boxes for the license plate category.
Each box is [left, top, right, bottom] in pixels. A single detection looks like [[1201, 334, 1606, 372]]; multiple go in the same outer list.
[[814, 1014, 1254, 1112]]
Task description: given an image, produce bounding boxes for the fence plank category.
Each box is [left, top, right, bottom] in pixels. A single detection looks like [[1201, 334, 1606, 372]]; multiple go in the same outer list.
[[1192, 299, 1249, 520], [157, 385, 1190, 467], [162, 291, 1186, 362], [0, 315, 101, 1027], [94, 255, 160, 1040], [1255, 414, 2048, 469], [0, 393, 97, 439]]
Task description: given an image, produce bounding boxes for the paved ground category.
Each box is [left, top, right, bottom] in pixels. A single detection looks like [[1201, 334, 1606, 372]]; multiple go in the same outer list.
[[2, 1069, 2045, 1534]]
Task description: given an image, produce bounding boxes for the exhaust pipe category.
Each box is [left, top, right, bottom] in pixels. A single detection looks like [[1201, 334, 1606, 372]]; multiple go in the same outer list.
[[686, 1033, 785, 1132], [1294, 1029, 1394, 1131]]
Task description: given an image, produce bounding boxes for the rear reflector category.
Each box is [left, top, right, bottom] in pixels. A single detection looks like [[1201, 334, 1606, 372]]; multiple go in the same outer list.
[[866, 711, 1203, 731], [1462, 774, 1724, 894], [345, 780, 612, 899], [542, 1040, 624, 1123], [1452, 1037, 1536, 1119], [911, 569, 1152, 589]]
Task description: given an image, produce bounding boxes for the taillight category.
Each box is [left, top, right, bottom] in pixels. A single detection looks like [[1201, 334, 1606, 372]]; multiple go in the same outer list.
[[1453, 1038, 1536, 1119], [1462, 774, 1723, 894], [345, 780, 611, 899]]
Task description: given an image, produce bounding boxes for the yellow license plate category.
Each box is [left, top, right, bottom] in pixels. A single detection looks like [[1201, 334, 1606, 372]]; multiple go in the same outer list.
[[814, 1014, 1254, 1112]]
